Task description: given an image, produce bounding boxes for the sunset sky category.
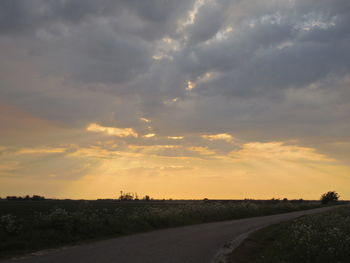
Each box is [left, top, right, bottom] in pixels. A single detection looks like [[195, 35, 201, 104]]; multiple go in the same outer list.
[[1, 0, 350, 200]]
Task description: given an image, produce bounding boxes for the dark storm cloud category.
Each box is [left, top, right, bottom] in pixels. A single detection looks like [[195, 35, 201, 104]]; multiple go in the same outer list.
[[0, 0, 350, 160], [186, 1, 225, 45], [180, 4, 350, 98], [0, 0, 111, 35], [0, 0, 195, 39]]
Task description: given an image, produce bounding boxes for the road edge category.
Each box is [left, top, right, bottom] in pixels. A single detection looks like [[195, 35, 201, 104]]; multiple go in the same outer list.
[[211, 205, 345, 263]]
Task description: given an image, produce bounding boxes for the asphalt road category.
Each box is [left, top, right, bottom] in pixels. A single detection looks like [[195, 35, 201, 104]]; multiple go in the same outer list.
[[2, 206, 336, 263]]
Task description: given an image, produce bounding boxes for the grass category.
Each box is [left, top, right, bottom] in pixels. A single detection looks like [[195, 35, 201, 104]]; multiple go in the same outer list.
[[230, 204, 350, 263], [0, 199, 324, 258]]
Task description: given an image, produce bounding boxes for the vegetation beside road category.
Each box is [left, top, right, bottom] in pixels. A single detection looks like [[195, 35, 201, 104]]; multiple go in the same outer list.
[[0, 198, 324, 258], [230, 205, 350, 263]]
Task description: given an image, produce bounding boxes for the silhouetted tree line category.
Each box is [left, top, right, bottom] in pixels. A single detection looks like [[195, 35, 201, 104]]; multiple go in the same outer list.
[[5, 195, 46, 201], [0, 191, 340, 203], [118, 191, 152, 201]]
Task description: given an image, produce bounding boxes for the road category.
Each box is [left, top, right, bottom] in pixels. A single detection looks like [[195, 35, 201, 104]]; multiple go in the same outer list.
[[2, 206, 336, 263]]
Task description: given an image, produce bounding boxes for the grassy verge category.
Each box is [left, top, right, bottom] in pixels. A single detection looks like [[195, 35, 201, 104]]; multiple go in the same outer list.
[[0, 200, 324, 258], [229, 205, 350, 263]]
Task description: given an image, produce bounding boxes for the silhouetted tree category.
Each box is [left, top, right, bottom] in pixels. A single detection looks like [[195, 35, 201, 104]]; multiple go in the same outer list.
[[143, 195, 151, 201], [320, 191, 339, 204], [118, 191, 135, 201]]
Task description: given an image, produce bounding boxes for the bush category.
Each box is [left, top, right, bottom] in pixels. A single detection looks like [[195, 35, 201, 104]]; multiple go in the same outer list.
[[320, 191, 339, 204]]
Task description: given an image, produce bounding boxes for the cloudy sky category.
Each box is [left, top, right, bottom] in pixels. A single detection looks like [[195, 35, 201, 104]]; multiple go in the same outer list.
[[1, 0, 350, 199]]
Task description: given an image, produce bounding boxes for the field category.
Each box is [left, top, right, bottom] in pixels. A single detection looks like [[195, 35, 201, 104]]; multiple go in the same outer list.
[[0, 199, 325, 258], [230, 204, 350, 263]]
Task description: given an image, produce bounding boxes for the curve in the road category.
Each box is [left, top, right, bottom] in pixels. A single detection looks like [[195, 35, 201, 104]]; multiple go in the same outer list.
[[1, 206, 337, 263]]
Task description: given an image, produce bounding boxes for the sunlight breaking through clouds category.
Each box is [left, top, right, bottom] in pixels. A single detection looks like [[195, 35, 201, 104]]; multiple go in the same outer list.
[[87, 123, 138, 138], [186, 81, 196, 91], [140, 117, 151, 123], [143, 133, 156, 138], [16, 147, 67, 155], [1, 0, 350, 199], [201, 133, 233, 142], [230, 142, 334, 163], [168, 136, 184, 140]]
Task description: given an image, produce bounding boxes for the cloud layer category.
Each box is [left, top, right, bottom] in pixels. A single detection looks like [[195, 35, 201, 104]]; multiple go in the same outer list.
[[1, 0, 350, 198]]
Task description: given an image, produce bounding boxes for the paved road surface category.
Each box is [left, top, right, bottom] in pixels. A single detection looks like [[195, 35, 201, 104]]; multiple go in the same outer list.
[[2, 206, 336, 263]]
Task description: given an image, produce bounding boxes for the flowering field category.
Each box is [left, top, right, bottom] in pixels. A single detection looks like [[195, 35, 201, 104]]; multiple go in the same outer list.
[[239, 205, 350, 263], [0, 200, 322, 258]]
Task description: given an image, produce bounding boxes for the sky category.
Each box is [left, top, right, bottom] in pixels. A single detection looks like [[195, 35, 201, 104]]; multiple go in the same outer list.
[[1, 0, 350, 200]]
